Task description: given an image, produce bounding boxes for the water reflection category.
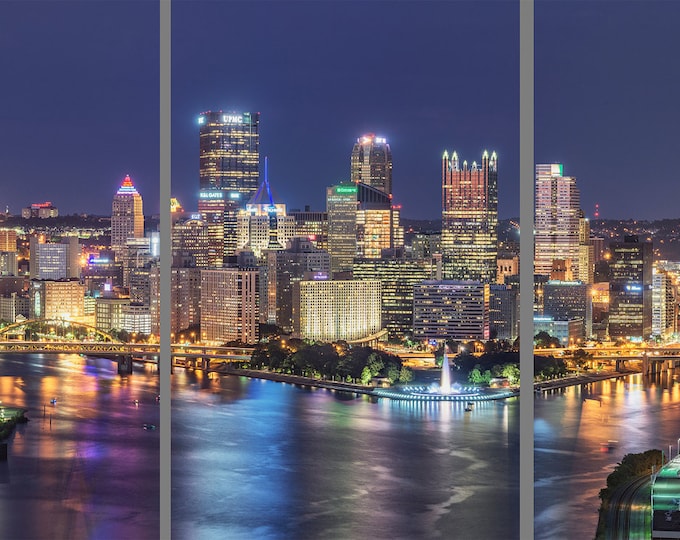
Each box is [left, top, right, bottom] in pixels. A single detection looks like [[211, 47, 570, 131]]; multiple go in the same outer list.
[[172, 371, 519, 539], [535, 372, 680, 540], [0, 353, 159, 539]]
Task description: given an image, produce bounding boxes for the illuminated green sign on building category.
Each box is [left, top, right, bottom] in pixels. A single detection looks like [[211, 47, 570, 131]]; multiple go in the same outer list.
[[335, 186, 357, 194]]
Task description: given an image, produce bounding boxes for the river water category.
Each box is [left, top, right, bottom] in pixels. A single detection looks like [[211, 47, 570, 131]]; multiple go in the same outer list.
[[6, 355, 667, 539], [534, 372, 680, 540], [171, 369, 520, 539], [0, 353, 159, 539]]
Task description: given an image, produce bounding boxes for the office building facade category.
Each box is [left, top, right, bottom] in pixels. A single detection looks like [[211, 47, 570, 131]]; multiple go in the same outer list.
[[441, 150, 498, 282]]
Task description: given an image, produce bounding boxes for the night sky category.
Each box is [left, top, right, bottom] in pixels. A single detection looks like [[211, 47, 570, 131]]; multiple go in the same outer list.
[[171, 1, 520, 220], [5, 2, 676, 222], [0, 1, 159, 216], [536, 0, 680, 221]]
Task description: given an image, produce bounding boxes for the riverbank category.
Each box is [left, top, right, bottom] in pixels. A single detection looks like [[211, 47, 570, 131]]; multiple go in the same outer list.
[[535, 368, 641, 392], [223, 367, 377, 395], [0, 407, 28, 440]]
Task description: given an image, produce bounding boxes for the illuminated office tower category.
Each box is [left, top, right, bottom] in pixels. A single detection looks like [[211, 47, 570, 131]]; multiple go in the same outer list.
[[289, 207, 328, 250], [534, 164, 580, 277], [200, 268, 259, 345], [651, 268, 675, 340], [351, 133, 393, 196], [327, 184, 359, 276], [441, 150, 498, 282], [0, 229, 17, 252], [172, 217, 213, 268], [577, 210, 595, 284], [111, 174, 144, 257], [413, 281, 490, 341], [353, 257, 438, 339], [29, 236, 80, 280], [327, 182, 402, 276], [236, 203, 297, 260], [294, 278, 382, 342], [608, 235, 653, 341], [543, 280, 592, 340], [198, 190, 228, 265], [267, 237, 331, 332], [198, 111, 260, 257], [29, 278, 85, 322]]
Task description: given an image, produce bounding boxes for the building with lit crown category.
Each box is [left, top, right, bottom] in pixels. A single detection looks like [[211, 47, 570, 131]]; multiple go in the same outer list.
[[237, 203, 297, 260], [351, 133, 393, 196], [441, 150, 498, 282], [198, 111, 260, 258], [111, 175, 144, 257]]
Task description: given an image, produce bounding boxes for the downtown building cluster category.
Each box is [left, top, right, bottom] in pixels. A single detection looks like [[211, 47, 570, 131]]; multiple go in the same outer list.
[[533, 164, 679, 345], [0, 174, 159, 339], [165, 111, 519, 347], [0, 111, 522, 347]]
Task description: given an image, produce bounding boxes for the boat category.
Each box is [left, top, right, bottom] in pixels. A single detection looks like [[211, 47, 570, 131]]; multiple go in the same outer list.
[[50, 398, 57, 405], [143, 424, 156, 431]]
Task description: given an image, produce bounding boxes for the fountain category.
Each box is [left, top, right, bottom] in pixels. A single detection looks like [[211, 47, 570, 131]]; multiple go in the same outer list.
[[370, 344, 519, 402], [439, 346, 452, 394]]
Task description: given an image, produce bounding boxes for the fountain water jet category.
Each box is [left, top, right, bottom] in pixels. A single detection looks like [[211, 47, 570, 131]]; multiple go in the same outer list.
[[440, 346, 452, 394]]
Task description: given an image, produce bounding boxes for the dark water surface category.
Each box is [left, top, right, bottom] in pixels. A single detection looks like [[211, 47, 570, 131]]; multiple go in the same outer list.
[[0, 353, 159, 539], [534, 372, 680, 540], [171, 370, 520, 540]]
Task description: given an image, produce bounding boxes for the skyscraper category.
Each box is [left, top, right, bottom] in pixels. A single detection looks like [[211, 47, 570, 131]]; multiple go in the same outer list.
[[350, 133, 393, 196], [441, 150, 498, 282], [534, 164, 580, 277], [111, 174, 144, 257], [198, 111, 260, 258], [608, 235, 653, 341]]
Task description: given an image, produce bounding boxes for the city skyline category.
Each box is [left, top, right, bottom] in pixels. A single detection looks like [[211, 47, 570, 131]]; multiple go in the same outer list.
[[170, 1, 520, 221]]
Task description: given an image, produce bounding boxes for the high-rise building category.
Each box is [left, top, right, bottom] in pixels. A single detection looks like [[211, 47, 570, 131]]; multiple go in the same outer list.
[[236, 203, 297, 260], [534, 164, 580, 277], [288, 207, 328, 251], [543, 280, 592, 340], [172, 217, 213, 268], [441, 150, 498, 282], [29, 278, 85, 322], [413, 280, 490, 341], [198, 111, 260, 258], [350, 134, 393, 196], [200, 268, 259, 344], [111, 175, 144, 257], [652, 268, 675, 340], [489, 284, 519, 341], [29, 236, 80, 280], [353, 256, 438, 339], [608, 235, 653, 341], [0, 229, 17, 252], [326, 182, 403, 277], [577, 211, 595, 284], [266, 237, 331, 332], [293, 278, 382, 343], [327, 184, 359, 276]]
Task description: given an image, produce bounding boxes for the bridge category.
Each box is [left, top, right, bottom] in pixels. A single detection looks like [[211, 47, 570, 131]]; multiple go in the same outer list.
[[534, 345, 680, 375], [0, 340, 254, 374]]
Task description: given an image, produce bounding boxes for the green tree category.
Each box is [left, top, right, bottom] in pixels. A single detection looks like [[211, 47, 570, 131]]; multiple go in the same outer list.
[[398, 366, 414, 383], [360, 366, 373, 385]]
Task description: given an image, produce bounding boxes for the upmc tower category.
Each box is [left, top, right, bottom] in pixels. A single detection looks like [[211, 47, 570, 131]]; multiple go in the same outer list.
[[197, 111, 260, 259]]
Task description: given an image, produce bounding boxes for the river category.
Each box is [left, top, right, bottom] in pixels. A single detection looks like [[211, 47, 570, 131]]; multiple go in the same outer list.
[[534, 371, 680, 539], [0, 353, 159, 539], [170, 369, 520, 539]]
